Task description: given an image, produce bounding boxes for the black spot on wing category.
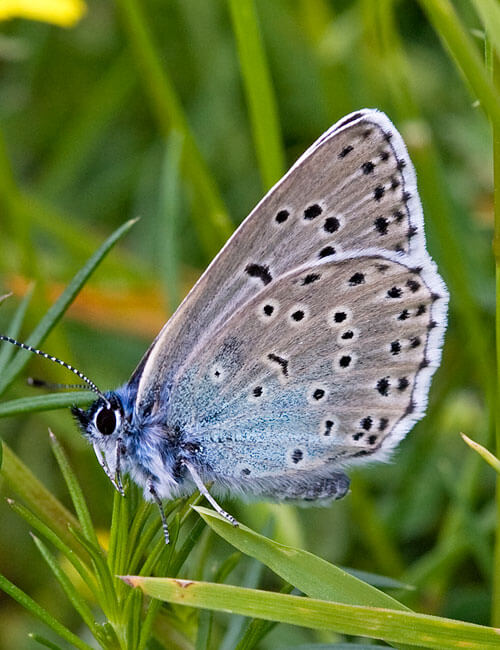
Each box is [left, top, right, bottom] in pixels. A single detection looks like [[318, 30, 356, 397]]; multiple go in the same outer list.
[[349, 272, 365, 285], [245, 263, 272, 285], [376, 377, 390, 396], [324, 216, 340, 233], [268, 353, 289, 377], [374, 217, 389, 235], [304, 204, 322, 220], [338, 145, 353, 158], [361, 161, 375, 174], [301, 273, 320, 285], [319, 246, 335, 258]]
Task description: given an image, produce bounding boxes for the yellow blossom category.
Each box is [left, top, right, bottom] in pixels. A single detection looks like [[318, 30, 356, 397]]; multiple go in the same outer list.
[[0, 0, 86, 27]]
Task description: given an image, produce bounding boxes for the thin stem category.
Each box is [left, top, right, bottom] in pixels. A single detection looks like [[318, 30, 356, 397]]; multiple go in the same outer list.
[[490, 38, 500, 628], [228, 0, 285, 190]]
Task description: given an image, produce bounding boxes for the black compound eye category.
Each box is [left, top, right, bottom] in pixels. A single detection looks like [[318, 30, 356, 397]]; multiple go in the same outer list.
[[95, 407, 117, 436]]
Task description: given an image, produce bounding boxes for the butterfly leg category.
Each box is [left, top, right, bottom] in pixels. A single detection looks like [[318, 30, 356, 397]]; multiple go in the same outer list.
[[148, 480, 170, 544], [93, 443, 124, 496], [184, 462, 239, 527]]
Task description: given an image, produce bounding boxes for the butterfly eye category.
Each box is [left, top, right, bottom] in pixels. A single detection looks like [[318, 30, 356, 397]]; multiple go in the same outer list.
[[95, 407, 118, 436]]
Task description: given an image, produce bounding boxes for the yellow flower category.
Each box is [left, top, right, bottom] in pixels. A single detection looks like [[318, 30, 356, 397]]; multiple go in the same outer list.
[[0, 0, 86, 27]]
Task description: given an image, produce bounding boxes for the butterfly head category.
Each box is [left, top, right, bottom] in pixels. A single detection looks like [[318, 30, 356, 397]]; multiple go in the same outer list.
[[72, 392, 126, 444]]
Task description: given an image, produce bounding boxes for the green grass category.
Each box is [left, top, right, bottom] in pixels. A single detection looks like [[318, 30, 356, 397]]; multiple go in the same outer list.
[[0, 0, 499, 648]]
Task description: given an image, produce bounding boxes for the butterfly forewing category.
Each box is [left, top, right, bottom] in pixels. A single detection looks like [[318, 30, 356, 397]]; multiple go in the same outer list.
[[135, 109, 433, 412]]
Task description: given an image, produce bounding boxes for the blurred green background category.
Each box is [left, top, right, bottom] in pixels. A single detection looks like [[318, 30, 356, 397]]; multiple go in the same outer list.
[[0, 0, 496, 647]]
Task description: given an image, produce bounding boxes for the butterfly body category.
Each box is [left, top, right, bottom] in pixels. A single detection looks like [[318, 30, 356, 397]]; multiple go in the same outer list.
[[70, 109, 448, 535]]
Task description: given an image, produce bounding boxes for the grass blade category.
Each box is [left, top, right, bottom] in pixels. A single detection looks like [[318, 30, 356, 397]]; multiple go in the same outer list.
[[0, 283, 34, 375], [235, 583, 294, 650], [0, 218, 138, 395], [0, 573, 93, 650], [49, 431, 99, 547], [228, 0, 285, 189], [31, 534, 103, 642], [122, 576, 500, 649], [194, 507, 409, 610], [417, 0, 500, 125], [462, 433, 500, 473], [471, 0, 500, 60], [0, 392, 94, 417], [0, 440, 81, 553], [7, 498, 95, 590], [70, 526, 118, 619], [29, 633, 65, 650]]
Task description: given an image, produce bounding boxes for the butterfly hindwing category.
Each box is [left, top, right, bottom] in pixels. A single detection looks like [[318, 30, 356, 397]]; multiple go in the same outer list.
[[162, 253, 446, 498]]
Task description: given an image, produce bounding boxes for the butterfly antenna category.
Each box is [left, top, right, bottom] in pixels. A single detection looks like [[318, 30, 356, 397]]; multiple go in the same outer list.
[[0, 335, 108, 403], [27, 377, 91, 391]]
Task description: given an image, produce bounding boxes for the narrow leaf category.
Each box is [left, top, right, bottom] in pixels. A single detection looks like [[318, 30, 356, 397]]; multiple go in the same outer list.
[[49, 431, 99, 547], [0, 283, 34, 375], [228, 0, 285, 189], [0, 218, 138, 394], [7, 498, 95, 590], [29, 633, 65, 650], [0, 441, 81, 553], [0, 574, 93, 650], [0, 392, 94, 417], [194, 506, 409, 610], [121, 576, 500, 649], [31, 535, 102, 641], [417, 0, 500, 125], [462, 433, 500, 473]]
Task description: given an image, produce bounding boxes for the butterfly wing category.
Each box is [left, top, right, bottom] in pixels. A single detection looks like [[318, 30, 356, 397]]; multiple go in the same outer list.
[[163, 252, 446, 498], [135, 109, 435, 412]]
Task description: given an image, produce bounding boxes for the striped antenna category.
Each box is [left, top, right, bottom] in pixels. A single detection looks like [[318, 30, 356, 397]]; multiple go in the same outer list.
[[0, 335, 107, 403]]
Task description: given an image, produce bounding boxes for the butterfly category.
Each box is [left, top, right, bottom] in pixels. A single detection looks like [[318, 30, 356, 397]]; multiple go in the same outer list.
[[1, 109, 448, 543]]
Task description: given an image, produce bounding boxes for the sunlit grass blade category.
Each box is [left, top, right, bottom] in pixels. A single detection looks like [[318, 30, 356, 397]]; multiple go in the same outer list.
[[31, 534, 104, 643], [194, 506, 409, 610], [228, 0, 285, 189], [0, 218, 138, 395], [0, 573, 94, 650], [0, 283, 34, 374], [462, 432, 500, 473], [0, 440, 81, 553], [0, 392, 95, 417], [49, 431, 99, 548], [121, 576, 500, 649]]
